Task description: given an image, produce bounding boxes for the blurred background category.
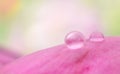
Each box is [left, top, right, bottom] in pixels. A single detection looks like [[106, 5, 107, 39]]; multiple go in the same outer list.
[[0, 0, 120, 55]]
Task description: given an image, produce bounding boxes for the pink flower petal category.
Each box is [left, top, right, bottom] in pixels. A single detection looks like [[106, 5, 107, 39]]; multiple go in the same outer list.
[[0, 47, 21, 68], [0, 37, 120, 74]]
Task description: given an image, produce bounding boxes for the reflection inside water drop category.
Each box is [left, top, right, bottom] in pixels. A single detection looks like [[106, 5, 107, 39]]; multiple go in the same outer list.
[[65, 31, 85, 49], [89, 32, 104, 42]]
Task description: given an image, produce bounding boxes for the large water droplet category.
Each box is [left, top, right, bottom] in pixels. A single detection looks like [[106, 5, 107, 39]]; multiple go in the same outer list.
[[65, 31, 84, 49], [89, 32, 104, 42]]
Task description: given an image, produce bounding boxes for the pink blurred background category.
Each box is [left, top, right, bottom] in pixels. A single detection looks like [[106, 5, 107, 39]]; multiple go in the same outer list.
[[0, 0, 120, 54]]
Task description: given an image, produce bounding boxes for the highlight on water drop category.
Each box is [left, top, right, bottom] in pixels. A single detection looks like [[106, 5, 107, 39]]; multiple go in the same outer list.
[[89, 32, 105, 42], [64, 31, 85, 49]]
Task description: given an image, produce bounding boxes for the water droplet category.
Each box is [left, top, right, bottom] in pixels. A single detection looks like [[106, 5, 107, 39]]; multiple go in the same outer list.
[[89, 32, 104, 42], [65, 31, 85, 49]]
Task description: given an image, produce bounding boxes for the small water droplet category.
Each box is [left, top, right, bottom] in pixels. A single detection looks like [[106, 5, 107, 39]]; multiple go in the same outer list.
[[65, 31, 84, 49], [89, 32, 104, 42]]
